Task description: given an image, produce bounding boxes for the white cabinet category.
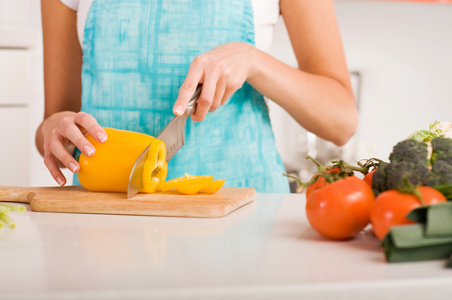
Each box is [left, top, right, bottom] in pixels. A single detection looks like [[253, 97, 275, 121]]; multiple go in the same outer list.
[[0, 49, 31, 105], [0, 49, 31, 186]]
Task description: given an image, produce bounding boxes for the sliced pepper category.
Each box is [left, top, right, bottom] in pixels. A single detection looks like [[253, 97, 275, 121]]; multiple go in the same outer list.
[[201, 180, 225, 194], [159, 174, 213, 192], [176, 184, 205, 195], [159, 173, 225, 194], [78, 127, 168, 193]]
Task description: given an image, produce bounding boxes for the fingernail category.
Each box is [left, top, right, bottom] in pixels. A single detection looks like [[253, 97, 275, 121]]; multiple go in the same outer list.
[[97, 132, 107, 143], [56, 176, 65, 186], [84, 146, 94, 157], [68, 162, 78, 173], [174, 105, 184, 115]]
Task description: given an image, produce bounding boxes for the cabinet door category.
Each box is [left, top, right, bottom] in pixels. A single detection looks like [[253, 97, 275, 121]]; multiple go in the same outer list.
[[0, 49, 30, 106], [0, 108, 29, 186]]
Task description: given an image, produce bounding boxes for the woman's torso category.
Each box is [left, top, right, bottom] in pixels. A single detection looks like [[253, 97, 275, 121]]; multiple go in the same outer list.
[[65, 0, 289, 193], [60, 0, 280, 53]]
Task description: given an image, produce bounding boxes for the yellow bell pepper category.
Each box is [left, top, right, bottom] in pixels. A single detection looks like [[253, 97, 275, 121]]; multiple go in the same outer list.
[[78, 128, 168, 193]]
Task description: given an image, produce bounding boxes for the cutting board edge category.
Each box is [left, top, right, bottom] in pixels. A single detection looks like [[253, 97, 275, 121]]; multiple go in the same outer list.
[[29, 187, 258, 218]]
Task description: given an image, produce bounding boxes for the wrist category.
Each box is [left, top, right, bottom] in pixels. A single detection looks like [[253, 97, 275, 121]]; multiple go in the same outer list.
[[246, 44, 261, 83]]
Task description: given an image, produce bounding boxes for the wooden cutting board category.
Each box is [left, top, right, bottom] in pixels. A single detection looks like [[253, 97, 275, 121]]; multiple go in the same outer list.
[[0, 185, 257, 218]]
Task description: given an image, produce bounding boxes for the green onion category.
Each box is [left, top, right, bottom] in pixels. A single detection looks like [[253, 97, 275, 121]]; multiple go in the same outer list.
[[0, 206, 11, 214], [0, 213, 16, 228], [0, 203, 25, 229], [0, 203, 25, 212]]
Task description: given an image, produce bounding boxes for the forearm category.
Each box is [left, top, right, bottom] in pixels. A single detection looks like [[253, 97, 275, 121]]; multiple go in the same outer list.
[[35, 122, 45, 156], [37, 0, 83, 156], [247, 48, 358, 147]]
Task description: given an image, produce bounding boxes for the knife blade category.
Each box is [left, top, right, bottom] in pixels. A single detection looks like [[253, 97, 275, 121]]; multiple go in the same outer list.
[[127, 84, 202, 198]]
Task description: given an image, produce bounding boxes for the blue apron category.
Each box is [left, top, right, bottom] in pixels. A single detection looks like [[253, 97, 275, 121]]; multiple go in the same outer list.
[[76, 0, 290, 193]]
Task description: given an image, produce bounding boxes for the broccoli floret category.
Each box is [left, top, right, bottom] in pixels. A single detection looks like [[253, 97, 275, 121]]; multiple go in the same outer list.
[[425, 159, 452, 187], [371, 162, 388, 196], [386, 161, 430, 191], [372, 161, 429, 196], [431, 137, 452, 164], [389, 139, 429, 166]]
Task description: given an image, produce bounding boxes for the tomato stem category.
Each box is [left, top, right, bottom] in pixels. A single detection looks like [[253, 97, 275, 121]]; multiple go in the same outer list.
[[283, 173, 320, 193], [330, 160, 367, 175]]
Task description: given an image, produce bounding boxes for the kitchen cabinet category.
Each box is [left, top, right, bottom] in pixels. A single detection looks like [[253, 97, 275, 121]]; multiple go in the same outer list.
[[0, 49, 31, 186], [1, 194, 452, 299]]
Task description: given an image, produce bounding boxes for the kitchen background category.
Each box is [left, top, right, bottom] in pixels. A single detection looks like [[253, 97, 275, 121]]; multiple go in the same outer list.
[[1, 0, 452, 188]]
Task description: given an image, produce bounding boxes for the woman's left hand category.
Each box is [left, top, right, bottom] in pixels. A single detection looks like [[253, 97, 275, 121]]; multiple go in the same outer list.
[[173, 42, 257, 121]]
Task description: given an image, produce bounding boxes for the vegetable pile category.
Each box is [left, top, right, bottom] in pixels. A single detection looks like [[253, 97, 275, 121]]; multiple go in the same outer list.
[[288, 121, 452, 265]]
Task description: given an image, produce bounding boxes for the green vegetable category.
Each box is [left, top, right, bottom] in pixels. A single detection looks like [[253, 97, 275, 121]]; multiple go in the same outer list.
[[0, 203, 25, 229], [430, 136, 452, 165], [372, 139, 430, 196], [388, 139, 429, 165], [383, 202, 452, 263], [372, 137, 452, 198], [0, 213, 16, 228], [406, 121, 443, 142]]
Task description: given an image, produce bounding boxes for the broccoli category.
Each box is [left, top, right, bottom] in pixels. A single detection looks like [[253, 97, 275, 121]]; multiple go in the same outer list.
[[372, 160, 429, 196], [388, 139, 429, 166], [371, 162, 388, 196], [371, 138, 452, 196], [431, 137, 452, 164]]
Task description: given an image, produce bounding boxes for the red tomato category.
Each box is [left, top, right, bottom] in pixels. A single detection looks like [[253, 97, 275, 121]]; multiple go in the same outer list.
[[363, 169, 376, 187], [306, 168, 340, 198], [370, 186, 447, 240], [306, 176, 375, 240]]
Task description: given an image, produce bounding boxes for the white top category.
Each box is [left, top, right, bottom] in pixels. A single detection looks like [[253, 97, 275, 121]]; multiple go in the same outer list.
[[61, 0, 280, 52], [3, 194, 452, 300]]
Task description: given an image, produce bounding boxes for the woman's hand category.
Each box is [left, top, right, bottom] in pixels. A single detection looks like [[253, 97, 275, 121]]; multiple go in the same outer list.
[[173, 42, 257, 121], [39, 111, 107, 186]]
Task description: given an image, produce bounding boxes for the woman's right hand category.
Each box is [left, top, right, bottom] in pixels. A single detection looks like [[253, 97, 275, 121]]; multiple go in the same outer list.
[[39, 111, 107, 186]]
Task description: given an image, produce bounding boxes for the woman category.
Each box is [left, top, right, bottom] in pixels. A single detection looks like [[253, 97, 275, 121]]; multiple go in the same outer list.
[[36, 0, 358, 193]]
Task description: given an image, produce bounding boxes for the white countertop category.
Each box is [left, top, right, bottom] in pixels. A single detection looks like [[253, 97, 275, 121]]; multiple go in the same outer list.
[[1, 193, 452, 300]]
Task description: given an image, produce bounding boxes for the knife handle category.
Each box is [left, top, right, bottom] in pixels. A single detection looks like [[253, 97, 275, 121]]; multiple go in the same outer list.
[[184, 84, 202, 117], [0, 187, 35, 204]]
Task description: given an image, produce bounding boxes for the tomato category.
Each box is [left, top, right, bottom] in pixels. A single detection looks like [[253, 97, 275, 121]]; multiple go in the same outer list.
[[370, 186, 447, 240], [363, 169, 376, 187], [306, 168, 340, 198], [306, 176, 375, 240]]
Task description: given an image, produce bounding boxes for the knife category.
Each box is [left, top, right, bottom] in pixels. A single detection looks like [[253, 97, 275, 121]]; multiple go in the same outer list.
[[127, 84, 203, 198]]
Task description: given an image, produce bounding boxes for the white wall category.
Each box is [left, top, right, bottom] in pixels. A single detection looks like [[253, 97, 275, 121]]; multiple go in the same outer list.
[[2, 0, 452, 186], [269, 0, 452, 176]]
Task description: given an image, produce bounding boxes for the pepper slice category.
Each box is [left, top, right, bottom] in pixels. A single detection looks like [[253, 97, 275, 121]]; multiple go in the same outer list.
[[159, 174, 213, 192], [176, 183, 205, 195], [78, 128, 168, 193], [201, 180, 225, 194]]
